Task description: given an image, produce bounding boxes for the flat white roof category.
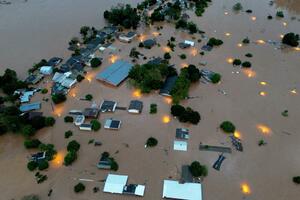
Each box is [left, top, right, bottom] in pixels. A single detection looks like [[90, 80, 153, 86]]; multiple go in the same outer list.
[[135, 185, 145, 196], [162, 180, 202, 200], [103, 174, 128, 194], [184, 40, 195, 47], [173, 141, 188, 151]]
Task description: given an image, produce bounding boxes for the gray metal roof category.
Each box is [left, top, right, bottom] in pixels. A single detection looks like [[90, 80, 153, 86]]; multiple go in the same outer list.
[[128, 100, 143, 112], [96, 60, 133, 86], [19, 102, 41, 112], [159, 75, 178, 96]]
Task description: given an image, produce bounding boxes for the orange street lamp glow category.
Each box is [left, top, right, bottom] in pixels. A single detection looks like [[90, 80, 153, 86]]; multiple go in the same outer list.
[[132, 89, 142, 98], [191, 48, 198, 56], [162, 115, 171, 124], [251, 16, 257, 21], [152, 31, 160, 37], [257, 124, 271, 135], [227, 58, 234, 64], [234, 131, 242, 139], [256, 39, 266, 44], [52, 151, 65, 168], [164, 97, 172, 105], [242, 69, 256, 78], [109, 55, 118, 63], [163, 46, 171, 53], [294, 47, 300, 51], [139, 34, 146, 42], [241, 183, 251, 195], [259, 91, 267, 96], [181, 63, 188, 68]]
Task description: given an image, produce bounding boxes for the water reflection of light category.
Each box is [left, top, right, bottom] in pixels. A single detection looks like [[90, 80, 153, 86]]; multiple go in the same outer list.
[[139, 34, 146, 42], [163, 46, 171, 53], [290, 89, 297, 94], [242, 69, 256, 78], [294, 47, 300, 51], [251, 16, 257, 21], [181, 63, 188, 68], [109, 55, 118, 63], [234, 131, 242, 139], [257, 124, 271, 135], [260, 81, 267, 85], [191, 48, 198, 56], [241, 183, 251, 195], [259, 91, 267, 96], [256, 40, 266, 44], [227, 58, 234, 64], [152, 31, 160, 37], [132, 89, 142, 98], [162, 115, 171, 124], [164, 97, 172, 105], [52, 151, 65, 168]]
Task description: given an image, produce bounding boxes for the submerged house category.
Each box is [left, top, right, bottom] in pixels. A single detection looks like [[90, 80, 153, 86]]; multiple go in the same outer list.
[[83, 108, 99, 119], [25, 74, 44, 85], [104, 119, 122, 130], [47, 57, 63, 67], [96, 60, 133, 86], [159, 75, 178, 96], [128, 100, 143, 114], [176, 128, 189, 140], [143, 39, 156, 49], [162, 180, 202, 200], [30, 152, 46, 162], [19, 102, 41, 112], [103, 174, 145, 197], [79, 123, 92, 131], [100, 100, 117, 113], [119, 31, 137, 43], [173, 140, 188, 151]]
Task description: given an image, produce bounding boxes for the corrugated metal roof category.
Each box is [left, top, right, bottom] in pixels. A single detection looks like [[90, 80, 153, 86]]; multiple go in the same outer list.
[[103, 174, 128, 194], [20, 102, 41, 112], [96, 60, 133, 86]]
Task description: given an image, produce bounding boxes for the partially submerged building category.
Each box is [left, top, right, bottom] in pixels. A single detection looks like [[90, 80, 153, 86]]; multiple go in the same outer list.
[[162, 180, 202, 200], [159, 75, 178, 96], [176, 128, 189, 140], [40, 66, 53, 75], [119, 31, 137, 43], [173, 140, 188, 151], [19, 102, 41, 112], [79, 123, 92, 131], [128, 100, 143, 114], [30, 152, 46, 162], [74, 115, 85, 126], [104, 119, 122, 130], [143, 39, 156, 49], [25, 74, 44, 85], [100, 100, 117, 113], [83, 108, 99, 119], [103, 174, 145, 197], [96, 60, 133, 86]]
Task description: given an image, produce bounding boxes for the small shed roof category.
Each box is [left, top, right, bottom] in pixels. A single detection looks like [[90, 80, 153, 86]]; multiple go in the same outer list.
[[104, 119, 121, 130], [103, 174, 128, 194], [176, 128, 189, 140], [143, 39, 156, 48], [96, 60, 133, 86], [162, 180, 202, 200], [173, 141, 188, 151]]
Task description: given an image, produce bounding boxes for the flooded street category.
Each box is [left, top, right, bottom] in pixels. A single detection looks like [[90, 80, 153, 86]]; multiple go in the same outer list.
[[0, 0, 300, 200]]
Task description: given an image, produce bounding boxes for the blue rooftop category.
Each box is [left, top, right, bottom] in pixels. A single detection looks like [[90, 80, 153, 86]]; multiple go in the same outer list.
[[96, 60, 133, 86], [20, 102, 41, 112]]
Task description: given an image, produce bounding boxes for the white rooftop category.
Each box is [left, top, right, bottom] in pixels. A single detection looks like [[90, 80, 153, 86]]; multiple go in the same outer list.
[[103, 174, 128, 194], [162, 180, 202, 200], [135, 185, 146, 196], [173, 140, 188, 151]]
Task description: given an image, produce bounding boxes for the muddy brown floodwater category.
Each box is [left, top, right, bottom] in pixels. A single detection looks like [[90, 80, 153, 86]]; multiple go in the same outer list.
[[0, 0, 300, 200]]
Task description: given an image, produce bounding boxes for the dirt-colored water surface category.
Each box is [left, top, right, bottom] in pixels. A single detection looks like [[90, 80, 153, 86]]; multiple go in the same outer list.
[[0, 0, 300, 199]]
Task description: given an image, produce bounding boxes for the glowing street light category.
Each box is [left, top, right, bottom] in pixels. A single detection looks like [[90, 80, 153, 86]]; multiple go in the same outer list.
[[162, 115, 171, 124], [237, 43, 243, 47], [241, 183, 251, 195], [256, 39, 266, 44], [132, 89, 142, 98], [290, 89, 297, 94], [225, 32, 231, 36], [227, 58, 234, 64], [257, 124, 271, 135], [259, 91, 267, 96], [251, 16, 257, 21], [260, 81, 267, 86], [234, 131, 242, 139]]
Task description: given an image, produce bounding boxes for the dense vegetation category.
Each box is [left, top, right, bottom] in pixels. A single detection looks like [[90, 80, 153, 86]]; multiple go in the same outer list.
[[189, 161, 208, 177], [146, 137, 158, 147], [104, 4, 140, 29], [90, 58, 102, 68], [74, 183, 85, 193], [129, 63, 170, 93], [52, 93, 67, 104], [171, 104, 201, 124], [282, 33, 299, 47], [220, 121, 236, 133]]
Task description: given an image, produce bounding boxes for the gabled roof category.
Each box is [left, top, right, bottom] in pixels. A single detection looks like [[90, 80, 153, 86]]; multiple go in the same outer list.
[[104, 119, 121, 130], [163, 180, 202, 200], [160, 75, 178, 96], [128, 100, 143, 113], [83, 108, 99, 118], [143, 39, 156, 48], [103, 174, 128, 194], [96, 60, 133, 86]]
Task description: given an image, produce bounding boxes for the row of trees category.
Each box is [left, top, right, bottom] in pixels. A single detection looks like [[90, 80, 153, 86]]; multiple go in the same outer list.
[[175, 19, 198, 34], [171, 104, 201, 124]]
